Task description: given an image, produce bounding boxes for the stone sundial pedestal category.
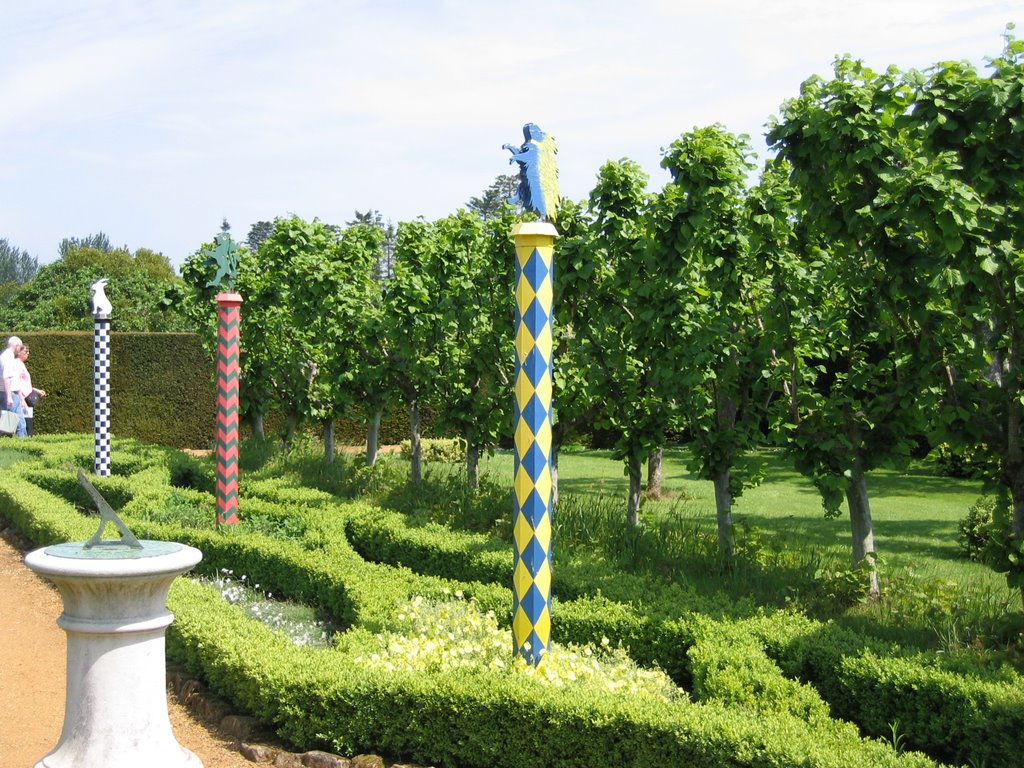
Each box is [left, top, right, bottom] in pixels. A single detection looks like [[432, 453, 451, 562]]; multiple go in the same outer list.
[[24, 471, 203, 768]]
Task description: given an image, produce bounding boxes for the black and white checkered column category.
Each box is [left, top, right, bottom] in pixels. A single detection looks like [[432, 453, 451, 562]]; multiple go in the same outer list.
[[93, 313, 111, 476]]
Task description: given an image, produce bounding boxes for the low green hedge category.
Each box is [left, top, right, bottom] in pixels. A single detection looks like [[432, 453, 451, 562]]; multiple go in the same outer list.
[[332, 471, 1024, 767], [769, 619, 1024, 767], [166, 580, 937, 768], [343, 504, 510, 584], [341, 501, 721, 613], [686, 615, 833, 727], [2, 435, 1022, 767]]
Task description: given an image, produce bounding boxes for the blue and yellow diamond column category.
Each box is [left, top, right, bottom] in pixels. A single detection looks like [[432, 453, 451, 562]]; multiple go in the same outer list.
[[511, 220, 558, 664]]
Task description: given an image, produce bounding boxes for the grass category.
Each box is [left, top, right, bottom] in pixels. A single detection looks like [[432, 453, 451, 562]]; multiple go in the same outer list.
[[0, 444, 38, 469], [471, 445, 1022, 651], [484, 446, 993, 580], [232, 437, 1024, 657]]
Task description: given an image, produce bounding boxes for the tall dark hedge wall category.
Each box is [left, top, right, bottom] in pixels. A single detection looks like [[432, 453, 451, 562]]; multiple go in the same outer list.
[[7, 332, 216, 449], [4, 332, 428, 450]]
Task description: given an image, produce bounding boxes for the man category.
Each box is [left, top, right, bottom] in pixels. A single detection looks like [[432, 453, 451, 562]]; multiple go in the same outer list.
[[1, 335, 23, 424]]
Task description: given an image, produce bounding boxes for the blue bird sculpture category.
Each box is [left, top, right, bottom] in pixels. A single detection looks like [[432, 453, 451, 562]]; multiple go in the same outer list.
[[503, 123, 560, 222]]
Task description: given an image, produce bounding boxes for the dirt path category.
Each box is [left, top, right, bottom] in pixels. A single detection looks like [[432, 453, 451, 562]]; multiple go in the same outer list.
[[0, 531, 253, 767]]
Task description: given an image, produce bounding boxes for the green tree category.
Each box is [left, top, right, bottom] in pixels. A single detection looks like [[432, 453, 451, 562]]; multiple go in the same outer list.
[[383, 219, 446, 485], [356, 300, 396, 467], [245, 221, 274, 254], [348, 210, 383, 228], [177, 233, 263, 435], [651, 126, 772, 557], [0, 239, 39, 286], [178, 219, 328, 445], [745, 159, 817, 435], [467, 174, 520, 220], [910, 33, 1024, 590], [767, 57, 977, 596], [549, 198, 599, 502], [430, 209, 516, 488], [233, 236, 300, 443], [62, 245, 176, 282], [0, 243, 186, 332], [381, 210, 509, 487], [347, 210, 397, 282], [288, 221, 383, 464], [580, 159, 670, 526], [58, 232, 111, 258], [252, 217, 344, 447]]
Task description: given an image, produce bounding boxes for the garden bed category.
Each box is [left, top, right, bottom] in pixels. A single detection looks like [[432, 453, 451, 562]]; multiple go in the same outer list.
[[0, 435, 1019, 767]]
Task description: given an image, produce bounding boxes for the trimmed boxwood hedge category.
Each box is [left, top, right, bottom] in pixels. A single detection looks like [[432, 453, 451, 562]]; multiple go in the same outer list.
[[2, 435, 1022, 767], [165, 579, 937, 768]]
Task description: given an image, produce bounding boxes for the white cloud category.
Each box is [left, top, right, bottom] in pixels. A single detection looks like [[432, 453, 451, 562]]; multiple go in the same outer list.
[[0, 0, 1018, 264]]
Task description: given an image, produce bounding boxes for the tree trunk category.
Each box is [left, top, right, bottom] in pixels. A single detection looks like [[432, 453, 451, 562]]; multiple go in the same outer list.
[[1005, 316, 1022, 604], [1011, 475, 1024, 606], [1013, 484, 1024, 542], [282, 413, 297, 448], [626, 455, 642, 527], [712, 468, 735, 558], [323, 419, 335, 466], [785, 331, 801, 427], [845, 466, 881, 598], [366, 407, 382, 467], [252, 412, 265, 441], [409, 401, 422, 487], [647, 448, 663, 499], [465, 427, 480, 491], [551, 444, 560, 508]]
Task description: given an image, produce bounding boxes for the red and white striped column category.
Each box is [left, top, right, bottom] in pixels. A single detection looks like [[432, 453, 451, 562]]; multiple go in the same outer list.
[[215, 292, 242, 526]]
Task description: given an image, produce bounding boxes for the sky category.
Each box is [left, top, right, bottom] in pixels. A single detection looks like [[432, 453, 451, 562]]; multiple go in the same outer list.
[[0, 1, 1019, 269]]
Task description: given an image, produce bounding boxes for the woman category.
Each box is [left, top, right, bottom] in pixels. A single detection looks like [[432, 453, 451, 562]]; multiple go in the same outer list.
[[9, 344, 44, 436]]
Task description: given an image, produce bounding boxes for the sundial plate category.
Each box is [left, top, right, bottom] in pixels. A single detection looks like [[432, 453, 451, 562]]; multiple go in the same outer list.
[[44, 540, 183, 560]]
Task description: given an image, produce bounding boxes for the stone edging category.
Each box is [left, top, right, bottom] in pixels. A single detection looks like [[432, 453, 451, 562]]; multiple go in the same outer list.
[[167, 661, 434, 768]]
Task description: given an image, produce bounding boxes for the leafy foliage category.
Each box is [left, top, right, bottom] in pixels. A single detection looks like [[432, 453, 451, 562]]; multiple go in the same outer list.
[[0, 243, 186, 331], [910, 33, 1024, 577], [958, 496, 1005, 564], [575, 159, 668, 525], [429, 209, 516, 486], [651, 127, 772, 553], [764, 56, 977, 592], [245, 221, 274, 254], [58, 231, 112, 257]]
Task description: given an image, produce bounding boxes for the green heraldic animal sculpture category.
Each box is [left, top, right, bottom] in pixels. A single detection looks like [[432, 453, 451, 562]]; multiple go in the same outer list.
[[503, 123, 560, 222], [203, 232, 241, 291]]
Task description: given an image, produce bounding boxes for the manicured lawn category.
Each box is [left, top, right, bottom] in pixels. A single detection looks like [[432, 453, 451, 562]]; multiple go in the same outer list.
[[0, 444, 36, 468], [480, 445, 1012, 603]]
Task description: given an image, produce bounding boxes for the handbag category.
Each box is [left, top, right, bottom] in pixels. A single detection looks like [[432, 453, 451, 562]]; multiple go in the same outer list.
[[0, 409, 18, 435], [25, 392, 40, 407]]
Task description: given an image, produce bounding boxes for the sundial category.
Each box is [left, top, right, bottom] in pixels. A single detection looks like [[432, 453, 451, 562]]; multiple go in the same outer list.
[[25, 472, 203, 767], [43, 469, 182, 560]]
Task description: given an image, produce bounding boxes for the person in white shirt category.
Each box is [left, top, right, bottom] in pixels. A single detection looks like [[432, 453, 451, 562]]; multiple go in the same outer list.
[[0, 335, 22, 409], [9, 344, 43, 436]]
